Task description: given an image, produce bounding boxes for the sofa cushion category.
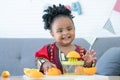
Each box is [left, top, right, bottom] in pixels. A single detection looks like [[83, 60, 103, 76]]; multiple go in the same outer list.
[[96, 47, 120, 76], [92, 37, 120, 60]]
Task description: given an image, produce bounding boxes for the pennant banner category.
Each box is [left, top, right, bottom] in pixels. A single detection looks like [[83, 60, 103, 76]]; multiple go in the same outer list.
[[71, 1, 82, 15], [113, 0, 120, 13], [84, 37, 97, 50], [103, 19, 116, 34]]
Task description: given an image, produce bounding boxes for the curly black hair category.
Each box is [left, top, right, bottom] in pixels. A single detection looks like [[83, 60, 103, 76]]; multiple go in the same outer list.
[[42, 4, 74, 30]]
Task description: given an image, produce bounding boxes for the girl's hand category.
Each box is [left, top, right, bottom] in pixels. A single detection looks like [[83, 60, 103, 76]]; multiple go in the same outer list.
[[83, 49, 97, 67], [42, 61, 56, 74]]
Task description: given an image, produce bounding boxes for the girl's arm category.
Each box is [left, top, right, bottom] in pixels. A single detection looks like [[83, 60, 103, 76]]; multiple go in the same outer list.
[[35, 45, 50, 72]]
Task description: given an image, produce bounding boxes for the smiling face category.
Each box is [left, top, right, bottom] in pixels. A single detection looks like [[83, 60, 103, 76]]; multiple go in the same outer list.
[[50, 16, 75, 46]]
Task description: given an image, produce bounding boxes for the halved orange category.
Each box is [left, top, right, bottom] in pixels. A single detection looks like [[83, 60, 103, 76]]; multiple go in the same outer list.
[[46, 67, 61, 76], [23, 68, 43, 78], [66, 51, 80, 58], [23, 68, 31, 77], [83, 67, 97, 75], [75, 66, 84, 75], [29, 70, 43, 78]]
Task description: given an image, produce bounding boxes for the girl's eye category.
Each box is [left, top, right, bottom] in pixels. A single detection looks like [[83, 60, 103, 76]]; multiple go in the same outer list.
[[67, 28, 72, 31], [57, 30, 63, 33]]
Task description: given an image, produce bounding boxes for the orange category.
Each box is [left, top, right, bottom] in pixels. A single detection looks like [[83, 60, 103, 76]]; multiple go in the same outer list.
[[83, 67, 97, 75], [66, 51, 80, 58], [1, 71, 10, 77], [29, 70, 43, 78], [46, 67, 61, 76], [23, 68, 31, 77], [75, 66, 84, 75], [23, 68, 43, 78]]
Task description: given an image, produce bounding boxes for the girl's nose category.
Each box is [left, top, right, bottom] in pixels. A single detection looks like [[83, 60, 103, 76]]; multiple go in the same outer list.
[[63, 30, 68, 34]]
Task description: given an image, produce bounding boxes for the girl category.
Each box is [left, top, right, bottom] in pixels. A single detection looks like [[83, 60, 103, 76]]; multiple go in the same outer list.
[[35, 4, 96, 74]]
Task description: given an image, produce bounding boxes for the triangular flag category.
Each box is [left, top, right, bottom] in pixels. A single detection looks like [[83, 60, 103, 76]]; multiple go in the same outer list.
[[71, 1, 82, 15], [103, 19, 116, 34], [113, 0, 120, 13], [65, 5, 71, 10], [84, 37, 97, 50]]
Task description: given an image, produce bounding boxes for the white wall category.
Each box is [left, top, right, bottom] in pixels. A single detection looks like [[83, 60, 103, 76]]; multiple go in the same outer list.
[[0, 0, 119, 38]]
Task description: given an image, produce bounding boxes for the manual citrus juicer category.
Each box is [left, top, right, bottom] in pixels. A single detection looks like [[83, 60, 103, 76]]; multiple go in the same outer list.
[[61, 51, 84, 75]]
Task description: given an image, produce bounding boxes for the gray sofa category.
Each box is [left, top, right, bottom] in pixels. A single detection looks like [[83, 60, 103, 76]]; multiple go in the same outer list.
[[0, 37, 120, 76]]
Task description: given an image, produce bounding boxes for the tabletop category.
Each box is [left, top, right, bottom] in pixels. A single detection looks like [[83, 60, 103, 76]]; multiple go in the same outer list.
[[1, 75, 120, 80]]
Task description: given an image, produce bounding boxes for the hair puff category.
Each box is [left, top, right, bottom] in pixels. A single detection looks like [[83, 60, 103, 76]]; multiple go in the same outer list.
[[42, 4, 74, 30]]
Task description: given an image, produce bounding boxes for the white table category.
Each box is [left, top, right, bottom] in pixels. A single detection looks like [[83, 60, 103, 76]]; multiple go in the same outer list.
[[1, 75, 120, 80], [39, 75, 120, 80]]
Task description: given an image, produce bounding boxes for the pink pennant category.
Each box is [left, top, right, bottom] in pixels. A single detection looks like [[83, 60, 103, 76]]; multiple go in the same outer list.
[[113, 0, 120, 13], [65, 5, 71, 10]]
